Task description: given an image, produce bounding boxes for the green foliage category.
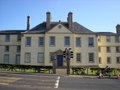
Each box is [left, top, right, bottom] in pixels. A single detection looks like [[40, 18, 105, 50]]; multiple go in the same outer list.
[[0, 63, 52, 74]]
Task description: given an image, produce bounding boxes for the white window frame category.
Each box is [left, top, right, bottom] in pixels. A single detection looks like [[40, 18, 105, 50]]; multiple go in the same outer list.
[[4, 54, 9, 64], [25, 37, 31, 47], [37, 52, 44, 63], [76, 37, 81, 47], [24, 53, 31, 63]]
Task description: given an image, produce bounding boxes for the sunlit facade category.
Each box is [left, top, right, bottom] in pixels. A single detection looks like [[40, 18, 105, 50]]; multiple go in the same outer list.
[[0, 12, 120, 68]]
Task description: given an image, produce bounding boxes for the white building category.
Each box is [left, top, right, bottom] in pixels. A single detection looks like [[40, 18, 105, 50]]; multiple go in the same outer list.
[[0, 12, 120, 68]]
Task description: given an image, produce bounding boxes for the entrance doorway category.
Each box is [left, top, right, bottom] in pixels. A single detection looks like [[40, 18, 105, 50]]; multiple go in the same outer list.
[[57, 55, 63, 67]]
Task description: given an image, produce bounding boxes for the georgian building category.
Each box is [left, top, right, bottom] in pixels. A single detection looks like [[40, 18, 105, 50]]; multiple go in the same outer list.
[[0, 12, 120, 68]]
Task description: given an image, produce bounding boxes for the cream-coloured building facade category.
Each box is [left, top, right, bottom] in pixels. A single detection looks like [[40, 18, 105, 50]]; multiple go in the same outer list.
[[0, 12, 120, 68]]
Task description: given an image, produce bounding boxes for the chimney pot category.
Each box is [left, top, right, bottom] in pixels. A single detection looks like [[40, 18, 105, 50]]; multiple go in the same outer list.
[[67, 12, 73, 30], [27, 16, 30, 32], [46, 12, 51, 29], [116, 24, 120, 34]]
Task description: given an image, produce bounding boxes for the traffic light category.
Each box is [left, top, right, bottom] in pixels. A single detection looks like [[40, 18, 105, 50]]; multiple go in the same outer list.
[[70, 51, 73, 58], [63, 51, 66, 58]]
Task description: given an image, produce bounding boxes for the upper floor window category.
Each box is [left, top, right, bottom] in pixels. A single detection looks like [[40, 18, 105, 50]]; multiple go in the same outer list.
[[5, 46, 9, 52], [17, 46, 21, 52], [38, 37, 44, 46], [98, 36, 101, 42], [116, 46, 120, 53], [64, 36, 70, 46], [5, 35, 10, 42], [116, 57, 120, 64], [25, 37, 31, 47], [24, 53, 31, 63], [99, 57, 102, 64], [89, 53, 94, 63], [76, 53, 81, 62], [17, 34, 21, 42], [106, 36, 111, 42], [106, 46, 111, 53], [98, 47, 101, 52], [49, 36, 55, 46], [76, 37, 81, 46], [115, 36, 120, 43], [88, 37, 94, 46], [107, 57, 111, 64], [37, 52, 44, 63]]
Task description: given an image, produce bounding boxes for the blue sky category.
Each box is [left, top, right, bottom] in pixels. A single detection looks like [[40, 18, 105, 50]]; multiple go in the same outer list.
[[0, 0, 120, 32]]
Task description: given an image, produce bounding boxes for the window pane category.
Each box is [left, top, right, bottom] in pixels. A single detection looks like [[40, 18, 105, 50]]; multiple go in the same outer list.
[[25, 53, 31, 63], [106, 47, 111, 53], [98, 47, 101, 52], [4, 54, 9, 64], [76, 37, 81, 46], [89, 53, 94, 62], [76, 53, 81, 62], [88, 37, 94, 46], [5, 35, 10, 42], [106, 36, 111, 42], [116, 57, 120, 64], [17, 46, 21, 52], [99, 57, 102, 64], [107, 57, 111, 64], [17, 34, 21, 42], [98, 36, 101, 42], [25, 37, 31, 46], [16, 55, 20, 64], [50, 36, 55, 46], [39, 37, 44, 46], [64, 36, 70, 46], [116, 46, 120, 53], [5, 46, 9, 52], [37, 53, 44, 63]]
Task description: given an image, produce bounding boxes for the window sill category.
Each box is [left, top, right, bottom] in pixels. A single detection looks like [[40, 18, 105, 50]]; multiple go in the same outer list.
[[76, 61, 81, 63], [49, 45, 55, 47], [89, 61, 94, 63]]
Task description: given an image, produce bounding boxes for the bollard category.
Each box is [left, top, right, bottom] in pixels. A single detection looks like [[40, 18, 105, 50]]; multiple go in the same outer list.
[[98, 72, 103, 79], [116, 75, 120, 79]]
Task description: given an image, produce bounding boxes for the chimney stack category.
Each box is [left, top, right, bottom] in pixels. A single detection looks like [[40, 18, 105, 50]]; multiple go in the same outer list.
[[46, 12, 51, 29], [67, 12, 73, 30], [27, 16, 30, 32], [116, 24, 120, 34]]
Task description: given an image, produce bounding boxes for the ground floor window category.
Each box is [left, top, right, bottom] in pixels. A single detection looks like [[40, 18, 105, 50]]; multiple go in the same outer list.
[[107, 57, 111, 64], [37, 52, 44, 63], [116, 57, 120, 64], [76, 53, 81, 62], [89, 53, 94, 63], [99, 57, 102, 64], [16, 55, 20, 64], [24, 53, 31, 63], [4, 54, 9, 64]]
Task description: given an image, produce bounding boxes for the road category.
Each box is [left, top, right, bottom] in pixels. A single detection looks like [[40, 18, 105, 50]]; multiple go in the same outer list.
[[0, 72, 119, 90]]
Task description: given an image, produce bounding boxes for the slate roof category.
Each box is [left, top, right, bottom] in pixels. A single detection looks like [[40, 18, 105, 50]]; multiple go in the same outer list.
[[96, 32, 117, 36], [0, 30, 26, 34], [30, 22, 94, 34]]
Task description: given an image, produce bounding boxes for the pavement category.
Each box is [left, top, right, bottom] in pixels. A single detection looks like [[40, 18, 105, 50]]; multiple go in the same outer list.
[[0, 71, 119, 90]]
